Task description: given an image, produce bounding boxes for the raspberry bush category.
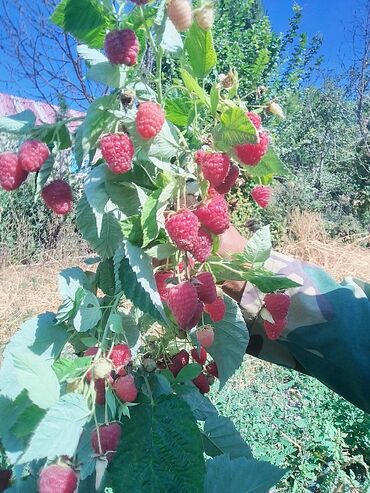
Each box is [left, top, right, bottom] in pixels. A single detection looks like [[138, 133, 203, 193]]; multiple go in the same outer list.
[[0, 1, 299, 491]]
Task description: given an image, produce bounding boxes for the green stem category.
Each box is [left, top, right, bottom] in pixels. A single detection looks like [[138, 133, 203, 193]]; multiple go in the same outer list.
[[144, 375, 154, 406]]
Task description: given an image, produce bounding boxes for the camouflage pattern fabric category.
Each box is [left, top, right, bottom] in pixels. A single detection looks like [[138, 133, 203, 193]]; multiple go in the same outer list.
[[240, 251, 370, 414]]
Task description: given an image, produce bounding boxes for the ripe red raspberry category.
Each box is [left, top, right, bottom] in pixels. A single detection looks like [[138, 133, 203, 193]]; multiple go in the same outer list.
[[155, 270, 174, 302], [196, 325, 214, 348], [165, 209, 200, 251], [184, 300, 204, 330], [0, 152, 28, 191], [215, 163, 239, 195], [113, 374, 137, 403], [109, 344, 132, 370], [100, 133, 134, 174], [194, 192, 230, 235], [167, 0, 192, 32], [41, 180, 72, 215], [95, 378, 106, 405], [204, 296, 226, 322], [18, 140, 49, 172], [194, 272, 217, 304], [167, 281, 199, 328], [191, 347, 207, 365], [235, 131, 269, 166], [91, 422, 121, 462], [263, 318, 287, 340], [251, 185, 271, 208], [168, 349, 189, 377], [38, 464, 77, 493], [104, 29, 139, 66], [192, 372, 210, 394], [189, 228, 213, 263], [247, 111, 262, 130], [206, 361, 218, 378], [264, 293, 291, 321], [0, 470, 11, 492], [195, 151, 230, 188], [136, 101, 165, 140]]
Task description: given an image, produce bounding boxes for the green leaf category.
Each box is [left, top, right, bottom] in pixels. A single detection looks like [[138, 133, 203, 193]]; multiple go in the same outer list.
[[53, 356, 92, 382], [145, 243, 177, 260], [96, 258, 115, 296], [244, 225, 272, 265], [73, 290, 102, 332], [58, 267, 91, 301], [10, 405, 46, 439], [214, 107, 257, 151], [87, 62, 128, 88], [205, 296, 249, 387], [245, 271, 301, 292], [185, 23, 217, 78], [179, 386, 218, 421], [107, 394, 205, 492], [121, 215, 144, 246], [77, 44, 107, 64], [203, 415, 252, 459], [180, 69, 210, 107], [204, 455, 286, 493], [35, 155, 54, 195], [246, 149, 290, 178], [165, 97, 193, 127], [19, 393, 91, 464], [77, 195, 123, 259], [30, 122, 72, 150], [175, 363, 202, 383], [0, 110, 35, 134], [153, 4, 183, 56], [105, 168, 147, 216], [210, 84, 220, 117], [11, 351, 60, 409]]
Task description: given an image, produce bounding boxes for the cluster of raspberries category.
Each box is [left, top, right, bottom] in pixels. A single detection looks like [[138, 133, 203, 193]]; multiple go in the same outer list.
[[0, 141, 73, 215]]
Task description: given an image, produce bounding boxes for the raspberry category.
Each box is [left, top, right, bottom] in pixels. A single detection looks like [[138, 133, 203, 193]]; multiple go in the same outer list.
[[41, 180, 73, 215], [95, 378, 106, 405], [0, 470, 11, 493], [204, 296, 226, 322], [38, 464, 77, 493], [84, 347, 98, 357], [18, 140, 49, 172], [194, 192, 230, 235], [108, 344, 132, 370], [113, 374, 137, 403], [247, 111, 262, 130], [251, 185, 271, 208], [235, 131, 269, 166], [215, 163, 239, 195], [263, 318, 287, 340], [136, 101, 165, 140], [191, 347, 207, 365], [264, 293, 291, 321], [167, 0, 192, 32], [206, 361, 218, 378], [189, 228, 213, 263], [167, 281, 199, 328], [168, 349, 189, 377], [184, 300, 204, 330], [100, 133, 134, 174], [194, 272, 217, 304], [104, 29, 139, 66], [195, 151, 230, 188], [0, 152, 28, 191], [91, 422, 121, 462], [155, 270, 174, 302], [165, 209, 200, 251], [196, 325, 214, 348], [192, 372, 210, 394], [194, 4, 214, 31]]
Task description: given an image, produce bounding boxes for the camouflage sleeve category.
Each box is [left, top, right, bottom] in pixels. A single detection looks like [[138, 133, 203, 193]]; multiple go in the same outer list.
[[240, 251, 370, 414]]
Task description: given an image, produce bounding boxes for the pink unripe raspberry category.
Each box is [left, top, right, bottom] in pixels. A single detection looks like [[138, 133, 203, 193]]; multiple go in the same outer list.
[[263, 318, 287, 340], [251, 185, 271, 208], [108, 344, 132, 370], [194, 192, 230, 235], [196, 325, 214, 348], [0, 152, 28, 191], [192, 372, 210, 394], [38, 464, 78, 493], [215, 163, 239, 195], [194, 272, 217, 304], [191, 346, 207, 365], [165, 209, 200, 251], [104, 29, 139, 66], [113, 374, 137, 403], [91, 422, 121, 462], [167, 281, 199, 329], [189, 228, 213, 263], [136, 101, 165, 140], [155, 270, 174, 302], [100, 133, 134, 174], [167, 0, 192, 32], [264, 292, 291, 321], [41, 180, 73, 215], [204, 296, 226, 322], [18, 140, 49, 172], [195, 150, 230, 188]]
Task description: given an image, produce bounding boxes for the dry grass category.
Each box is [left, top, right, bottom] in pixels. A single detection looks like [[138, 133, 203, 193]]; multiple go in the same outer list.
[[281, 209, 370, 282]]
